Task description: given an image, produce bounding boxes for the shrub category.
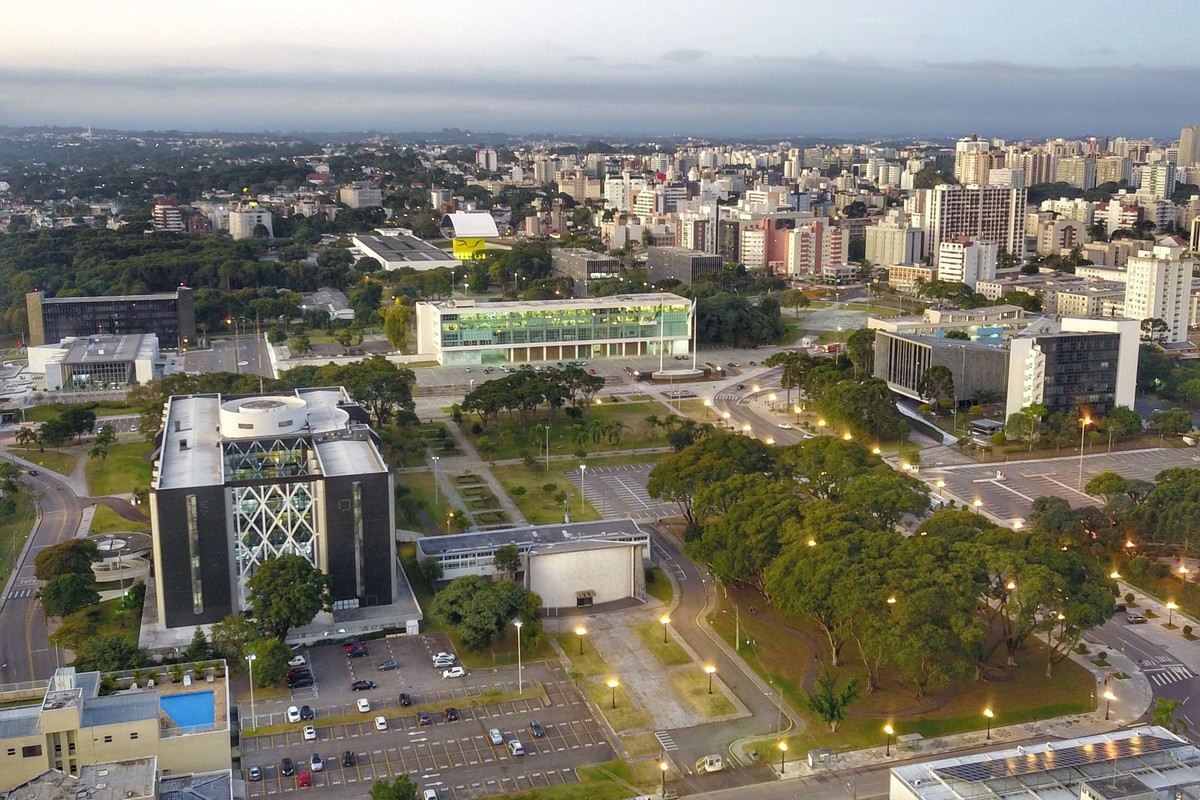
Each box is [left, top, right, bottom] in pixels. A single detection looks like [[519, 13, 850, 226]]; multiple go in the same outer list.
[[1125, 592, 1135, 604], [1096, 650, 1108, 662], [541, 483, 557, 495], [470, 422, 483, 435], [1185, 625, 1194, 637]]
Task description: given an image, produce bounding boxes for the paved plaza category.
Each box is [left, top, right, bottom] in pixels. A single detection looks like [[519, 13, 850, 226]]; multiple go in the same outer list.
[[564, 463, 677, 522]]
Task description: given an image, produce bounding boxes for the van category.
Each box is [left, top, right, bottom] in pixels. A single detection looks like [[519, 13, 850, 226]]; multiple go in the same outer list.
[[508, 739, 525, 756]]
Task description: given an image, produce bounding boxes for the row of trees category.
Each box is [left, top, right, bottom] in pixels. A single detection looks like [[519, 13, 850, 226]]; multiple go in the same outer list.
[[427, 574, 542, 652], [459, 367, 605, 427], [1002, 404, 1158, 452]]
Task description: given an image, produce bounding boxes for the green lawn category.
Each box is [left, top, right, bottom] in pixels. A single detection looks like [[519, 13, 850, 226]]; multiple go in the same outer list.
[[88, 504, 148, 534], [0, 492, 35, 586], [673, 667, 738, 719], [20, 402, 135, 423], [11, 448, 79, 476], [463, 402, 668, 462], [646, 567, 673, 605], [86, 442, 152, 497], [632, 622, 691, 667], [55, 595, 143, 654]]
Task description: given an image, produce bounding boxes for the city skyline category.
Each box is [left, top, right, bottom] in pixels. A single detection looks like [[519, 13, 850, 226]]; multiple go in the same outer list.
[[5, 0, 1200, 138]]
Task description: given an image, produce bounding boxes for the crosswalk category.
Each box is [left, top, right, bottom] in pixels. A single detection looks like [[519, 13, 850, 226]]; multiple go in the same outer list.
[[655, 731, 678, 752], [6, 589, 33, 600], [1139, 656, 1195, 686]]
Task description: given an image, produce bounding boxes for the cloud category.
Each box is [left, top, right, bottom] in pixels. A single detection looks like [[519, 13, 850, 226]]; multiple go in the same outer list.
[[662, 49, 709, 64]]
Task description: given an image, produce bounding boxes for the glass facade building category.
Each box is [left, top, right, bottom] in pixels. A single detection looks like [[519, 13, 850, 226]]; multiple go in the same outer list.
[[26, 288, 196, 349]]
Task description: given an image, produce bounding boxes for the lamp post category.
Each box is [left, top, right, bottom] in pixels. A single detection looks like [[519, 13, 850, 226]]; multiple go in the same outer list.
[[660, 614, 671, 643], [659, 760, 668, 798], [703, 399, 712, 418], [1103, 689, 1116, 720], [575, 625, 587, 655], [514, 619, 524, 696], [579, 465, 587, 513], [722, 411, 731, 428], [245, 653, 257, 731], [608, 678, 619, 709], [431, 455, 440, 509], [984, 707, 994, 740], [779, 740, 788, 773], [842, 432, 853, 441], [543, 424, 551, 472], [974, 499, 983, 514], [1078, 416, 1092, 489], [741, 423, 751, 436], [1167, 601, 1178, 627], [884, 724, 894, 757], [705, 664, 716, 694]]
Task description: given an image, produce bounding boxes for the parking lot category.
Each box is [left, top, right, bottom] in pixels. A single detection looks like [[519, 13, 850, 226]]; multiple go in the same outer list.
[[565, 464, 676, 522], [241, 634, 615, 799]]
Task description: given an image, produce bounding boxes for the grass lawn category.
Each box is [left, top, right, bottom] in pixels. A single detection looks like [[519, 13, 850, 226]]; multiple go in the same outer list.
[[498, 453, 664, 525], [398, 471, 472, 534], [672, 667, 737, 719], [21, 403, 134, 423], [88, 504, 148, 534], [646, 567, 672, 605], [710, 584, 1094, 752], [556, 632, 654, 745], [86, 442, 152, 497], [57, 596, 143, 653], [462, 402, 669, 462], [0, 492, 35, 585], [631, 622, 691, 668], [11, 448, 79, 476], [1124, 572, 1200, 623]]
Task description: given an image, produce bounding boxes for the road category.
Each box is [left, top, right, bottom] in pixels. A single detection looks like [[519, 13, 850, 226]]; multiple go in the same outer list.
[[183, 336, 272, 378]]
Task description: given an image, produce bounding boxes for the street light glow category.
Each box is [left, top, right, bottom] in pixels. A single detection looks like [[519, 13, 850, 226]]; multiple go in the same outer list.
[[807, 538, 817, 547], [843, 432, 853, 440], [872, 447, 881, 455], [1110, 571, 1120, 579]]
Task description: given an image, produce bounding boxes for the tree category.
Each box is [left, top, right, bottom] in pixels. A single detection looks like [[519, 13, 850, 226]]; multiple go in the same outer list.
[[181, 627, 211, 662], [369, 775, 418, 800], [804, 668, 862, 732], [335, 326, 363, 354], [1102, 406, 1143, 442], [841, 468, 930, 528], [943, 329, 970, 341], [1153, 698, 1189, 735], [291, 332, 312, 355], [39, 573, 100, 617], [74, 635, 150, 673], [34, 538, 98, 581], [246, 555, 329, 639], [780, 289, 811, 316], [429, 576, 541, 652], [1150, 408, 1192, 439], [647, 433, 774, 523], [1141, 317, 1170, 343], [844, 328, 876, 376], [1005, 404, 1045, 451], [382, 302, 412, 352], [917, 365, 955, 410], [245, 637, 292, 687], [209, 613, 259, 658], [493, 544, 521, 578]]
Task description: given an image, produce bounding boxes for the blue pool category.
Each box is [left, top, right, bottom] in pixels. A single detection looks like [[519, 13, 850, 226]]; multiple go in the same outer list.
[[160, 690, 215, 730]]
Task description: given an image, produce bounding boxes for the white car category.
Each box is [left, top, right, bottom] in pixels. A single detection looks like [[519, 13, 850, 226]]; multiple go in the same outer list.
[[423, 790, 438, 800], [488, 728, 504, 745], [432, 652, 455, 663], [288, 655, 307, 667], [442, 666, 465, 679], [356, 698, 371, 713], [777, 423, 793, 429], [287, 705, 301, 723], [374, 716, 388, 731], [303, 725, 316, 741]]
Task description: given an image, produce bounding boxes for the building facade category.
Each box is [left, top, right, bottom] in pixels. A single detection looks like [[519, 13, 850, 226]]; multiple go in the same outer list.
[[646, 247, 723, 286], [873, 333, 1010, 406], [26, 288, 195, 349], [550, 248, 622, 296], [28, 334, 159, 392], [415, 293, 693, 365], [227, 203, 273, 240], [1006, 317, 1138, 417], [1124, 241, 1194, 343], [923, 184, 1026, 261], [149, 388, 396, 629], [338, 182, 383, 209], [936, 237, 997, 289]]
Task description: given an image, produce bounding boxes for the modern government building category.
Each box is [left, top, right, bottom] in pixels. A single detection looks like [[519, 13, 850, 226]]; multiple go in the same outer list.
[[415, 292, 694, 365], [26, 287, 196, 349]]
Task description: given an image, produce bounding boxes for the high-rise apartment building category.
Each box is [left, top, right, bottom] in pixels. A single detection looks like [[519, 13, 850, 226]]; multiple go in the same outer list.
[[1140, 162, 1178, 200], [786, 221, 847, 277], [1055, 157, 1097, 190], [923, 184, 1026, 261], [1096, 156, 1132, 186], [936, 237, 998, 288], [151, 202, 184, 232], [1124, 241, 1194, 343], [475, 148, 498, 172], [228, 202, 273, 240], [865, 212, 924, 265], [954, 137, 991, 185], [1179, 124, 1199, 168]]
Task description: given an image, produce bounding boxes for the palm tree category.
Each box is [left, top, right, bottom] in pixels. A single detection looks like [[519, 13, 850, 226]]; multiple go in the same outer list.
[[606, 421, 625, 446], [643, 413, 661, 438], [571, 424, 590, 450], [589, 419, 606, 445], [15, 427, 36, 449]]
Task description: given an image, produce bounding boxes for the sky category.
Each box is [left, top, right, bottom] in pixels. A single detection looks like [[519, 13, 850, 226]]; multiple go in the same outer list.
[[4, 0, 1200, 139]]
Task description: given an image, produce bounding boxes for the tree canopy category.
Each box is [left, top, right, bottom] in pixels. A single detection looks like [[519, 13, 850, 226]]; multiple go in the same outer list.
[[246, 555, 329, 639]]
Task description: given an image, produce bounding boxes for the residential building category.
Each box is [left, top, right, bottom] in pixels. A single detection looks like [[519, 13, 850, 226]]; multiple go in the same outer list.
[[976, 272, 1089, 313], [338, 182, 383, 209], [986, 167, 1025, 188], [1096, 155, 1133, 185], [1095, 196, 1142, 233], [550, 248, 622, 296], [646, 247, 723, 286], [1040, 197, 1094, 224], [936, 237, 997, 288], [26, 287, 196, 349], [227, 203, 273, 240], [1140, 162, 1177, 199], [28, 334, 159, 392], [0, 665, 229, 792], [1180, 124, 1200, 168], [151, 202, 184, 232], [890, 727, 1195, 800], [1124, 241, 1194, 342], [953, 137, 991, 186], [923, 184, 1026, 261], [677, 204, 718, 253], [865, 212, 924, 265], [885, 263, 936, 294], [1035, 218, 1086, 256], [149, 388, 403, 632], [351, 230, 460, 271], [786, 220, 847, 277], [1047, 281, 1126, 317], [475, 147, 498, 172], [1055, 156, 1097, 190], [1192, 216, 1200, 253], [555, 169, 601, 203], [415, 293, 692, 365], [603, 173, 646, 212]]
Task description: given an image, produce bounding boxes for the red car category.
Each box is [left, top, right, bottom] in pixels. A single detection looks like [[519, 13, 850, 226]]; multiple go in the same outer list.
[[298, 771, 312, 788]]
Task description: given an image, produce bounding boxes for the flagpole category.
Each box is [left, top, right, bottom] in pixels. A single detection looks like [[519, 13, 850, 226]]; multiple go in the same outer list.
[[691, 299, 698, 371], [659, 300, 665, 373]]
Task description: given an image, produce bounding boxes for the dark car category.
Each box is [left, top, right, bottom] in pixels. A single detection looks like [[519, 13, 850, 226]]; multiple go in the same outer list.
[[287, 666, 311, 678], [300, 705, 314, 721], [27, 470, 37, 476], [529, 720, 546, 738], [289, 676, 314, 689], [735, 384, 745, 390], [342, 637, 363, 650], [346, 647, 369, 659], [399, 693, 412, 707], [342, 750, 355, 767], [378, 659, 398, 671], [417, 710, 433, 726], [1115, 603, 1127, 612], [351, 680, 376, 691], [280, 757, 295, 777], [445, 707, 459, 722]]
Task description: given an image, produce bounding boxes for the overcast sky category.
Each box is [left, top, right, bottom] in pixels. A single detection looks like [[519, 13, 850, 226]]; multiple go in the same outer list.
[[5, 0, 1199, 139]]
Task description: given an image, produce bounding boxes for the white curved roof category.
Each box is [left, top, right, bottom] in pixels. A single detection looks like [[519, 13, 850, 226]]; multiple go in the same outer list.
[[440, 212, 499, 238]]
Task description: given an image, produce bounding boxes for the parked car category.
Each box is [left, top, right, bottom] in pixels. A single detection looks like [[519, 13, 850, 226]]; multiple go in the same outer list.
[[247, 765, 262, 782], [342, 637, 363, 651], [488, 728, 503, 745], [300, 705, 314, 721], [289, 676, 314, 689], [1115, 603, 1127, 612], [375, 716, 388, 731], [432, 652, 455, 663], [378, 659, 398, 671], [356, 698, 371, 713], [1126, 613, 1148, 624], [442, 666, 465, 679], [347, 646, 369, 659], [342, 750, 355, 767], [288, 655, 307, 667], [302, 725, 316, 741], [311, 753, 324, 773], [423, 790, 438, 800], [399, 692, 412, 707], [287, 666, 311, 678], [445, 707, 459, 722], [433, 658, 454, 669], [280, 757, 295, 777], [529, 720, 545, 738], [417, 711, 433, 726], [297, 771, 312, 788], [287, 705, 301, 723], [351, 680, 376, 691], [508, 739, 525, 756]]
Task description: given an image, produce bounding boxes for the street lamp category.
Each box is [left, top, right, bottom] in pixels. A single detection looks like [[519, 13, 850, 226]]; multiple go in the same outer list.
[[872, 446, 881, 455], [1110, 570, 1121, 580], [245, 653, 257, 730], [742, 423, 752, 435], [1078, 416, 1092, 489], [575, 625, 587, 655], [660, 614, 671, 643], [705, 664, 716, 694], [579, 465, 587, 513], [514, 619, 524, 696], [842, 432, 853, 441], [779, 740, 788, 773], [431, 455, 440, 508], [722, 411, 731, 427], [984, 707, 994, 740], [884, 724, 894, 756], [1182, 566, 1191, 583], [659, 760, 668, 797], [974, 499, 983, 513], [817, 418, 827, 431], [703, 399, 712, 417], [608, 678, 619, 709], [543, 424, 551, 472], [1103, 689, 1116, 720], [1168, 601, 1178, 627]]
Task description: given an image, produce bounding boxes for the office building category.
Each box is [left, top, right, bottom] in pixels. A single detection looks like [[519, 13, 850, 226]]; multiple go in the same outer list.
[[151, 202, 184, 233], [923, 184, 1026, 261], [28, 334, 159, 392], [351, 230, 460, 272], [0, 665, 229, 792], [550, 249, 622, 296], [227, 203, 272, 240], [338, 182, 383, 209], [1055, 156, 1097, 190], [885, 263, 937, 294], [936, 237, 997, 289], [1180, 124, 1200, 168], [1124, 241, 1194, 343], [415, 293, 692, 366], [868, 305, 1029, 341], [874, 333, 1010, 406], [26, 287, 196, 349], [149, 388, 399, 631], [647, 247, 723, 286], [890, 727, 1197, 800], [865, 215, 924, 266]]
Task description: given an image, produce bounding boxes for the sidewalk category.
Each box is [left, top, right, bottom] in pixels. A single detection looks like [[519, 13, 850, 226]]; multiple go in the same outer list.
[[1112, 578, 1200, 670]]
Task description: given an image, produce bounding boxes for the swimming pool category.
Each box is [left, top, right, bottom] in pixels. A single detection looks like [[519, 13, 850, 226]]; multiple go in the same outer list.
[[160, 690, 215, 730]]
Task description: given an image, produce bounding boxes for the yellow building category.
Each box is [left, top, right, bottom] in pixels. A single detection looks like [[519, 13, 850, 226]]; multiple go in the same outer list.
[[0, 665, 230, 791]]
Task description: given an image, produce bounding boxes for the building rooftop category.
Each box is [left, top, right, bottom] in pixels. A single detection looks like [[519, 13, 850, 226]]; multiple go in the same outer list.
[[58, 334, 157, 365], [0, 704, 43, 740], [3, 758, 158, 800], [37, 290, 185, 304], [158, 770, 232, 800], [440, 212, 500, 238], [353, 232, 458, 266], [79, 690, 160, 729], [422, 292, 690, 315], [418, 519, 650, 558], [157, 394, 224, 490], [553, 248, 619, 260]]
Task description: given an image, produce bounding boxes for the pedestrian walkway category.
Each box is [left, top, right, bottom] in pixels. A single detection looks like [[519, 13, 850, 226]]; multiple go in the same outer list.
[[1112, 579, 1200, 672]]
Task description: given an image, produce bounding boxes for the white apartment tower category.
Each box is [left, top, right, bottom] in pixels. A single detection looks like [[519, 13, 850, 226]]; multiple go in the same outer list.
[[1140, 162, 1178, 200], [1125, 241, 1194, 343], [1179, 124, 1199, 168], [865, 211, 923, 265], [475, 148, 498, 172], [936, 237, 998, 289], [923, 184, 1026, 261], [954, 137, 991, 186]]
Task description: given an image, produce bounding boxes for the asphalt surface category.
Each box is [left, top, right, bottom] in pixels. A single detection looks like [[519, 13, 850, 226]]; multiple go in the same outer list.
[[184, 336, 273, 378]]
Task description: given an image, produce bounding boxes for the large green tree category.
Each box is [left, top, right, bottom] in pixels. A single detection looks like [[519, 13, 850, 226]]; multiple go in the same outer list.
[[647, 433, 775, 523], [39, 573, 100, 617], [245, 637, 292, 687], [34, 538, 99, 581], [246, 555, 329, 639], [428, 576, 541, 652], [369, 775, 418, 800], [74, 635, 150, 672]]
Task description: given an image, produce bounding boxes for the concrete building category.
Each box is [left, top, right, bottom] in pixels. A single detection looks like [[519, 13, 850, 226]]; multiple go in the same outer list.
[[351, 230, 460, 272], [1141, 162, 1177, 200], [923, 184, 1026, 260], [227, 203, 272, 240], [1124, 241, 1194, 343], [151, 202, 184, 233], [646, 247, 722, 286], [865, 215, 924, 266], [416, 520, 650, 610], [885, 263, 937, 294], [300, 288, 355, 322], [26, 288, 195, 350], [415, 293, 693, 366], [1053, 282, 1128, 317], [1180, 124, 1200, 168], [936, 237, 997, 289], [338, 182, 383, 209], [475, 148, 498, 172], [440, 212, 501, 262], [1035, 219, 1087, 256], [149, 388, 403, 633], [550, 249, 622, 296], [786, 220, 847, 277], [890, 727, 1197, 800], [873, 332, 1010, 406], [1055, 156, 1097, 190], [976, 273, 1089, 313], [868, 305, 1029, 341], [28, 334, 159, 392], [1096, 155, 1133, 185], [0, 665, 229, 792]]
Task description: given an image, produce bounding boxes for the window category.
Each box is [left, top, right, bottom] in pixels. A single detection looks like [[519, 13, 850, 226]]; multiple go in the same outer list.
[[129, 732, 138, 740], [6, 748, 14, 756], [22, 745, 41, 758], [102, 735, 112, 743], [186, 494, 203, 614]]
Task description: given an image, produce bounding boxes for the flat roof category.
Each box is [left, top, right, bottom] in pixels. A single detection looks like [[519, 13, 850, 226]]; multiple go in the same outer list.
[[79, 691, 160, 728], [314, 437, 387, 476], [5, 758, 158, 800], [353, 233, 458, 265], [0, 704, 43, 739], [877, 332, 1007, 352], [422, 292, 690, 316], [158, 770, 233, 800], [418, 519, 649, 558], [157, 395, 224, 490], [38, 291, 183, 304], [552, 248, 619, 260], [60, 334, 156, 364]]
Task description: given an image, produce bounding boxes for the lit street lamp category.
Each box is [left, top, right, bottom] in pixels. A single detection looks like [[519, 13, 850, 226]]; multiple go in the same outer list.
[[660, 614, 671, 643], [575, 626, 587, 655], [608, 678, 620, 709], [659, 760, 668, 797], [1168, 601, 1178, 627], [703, 399, 712, 417], [705, 664, 716, 694], [779, 740, 788, 773], [1103, 689, 1116, 720], [884, 724, 894, 757], [1078, 416, 1092, 489], [984, 707, 994, 740], [842, 432, 853, 441], [431, 455, 440, 508], [973, 499, 983, 514], [514, 619, 524, 696], [579, 465, 587, 513], [245, 653, 257, 730]]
